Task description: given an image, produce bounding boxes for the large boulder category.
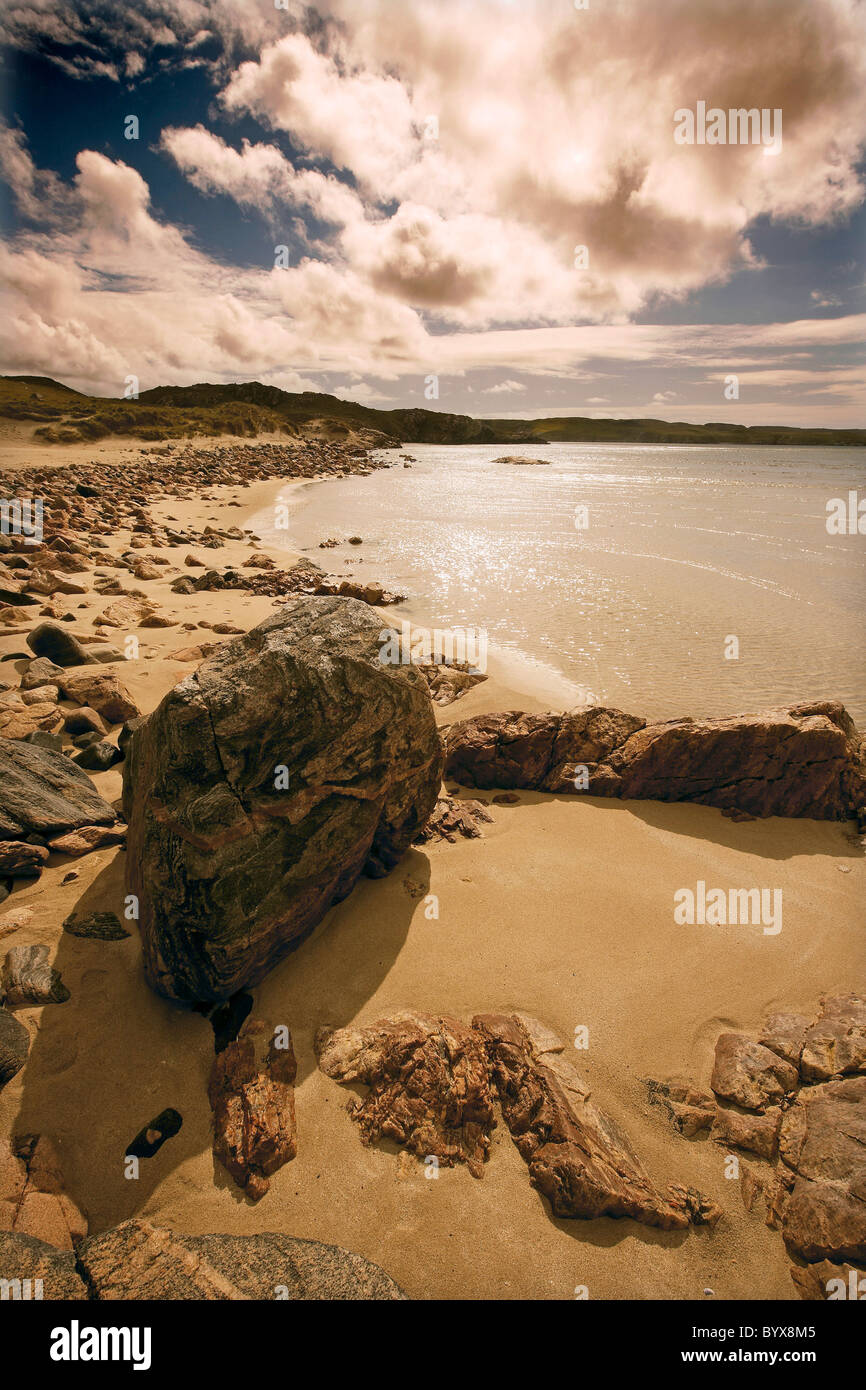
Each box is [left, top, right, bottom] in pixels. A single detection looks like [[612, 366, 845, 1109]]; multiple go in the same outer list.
[[0, 737, 117, 840], [123, 597, 443, 1001], [445, 701, 865, 819]]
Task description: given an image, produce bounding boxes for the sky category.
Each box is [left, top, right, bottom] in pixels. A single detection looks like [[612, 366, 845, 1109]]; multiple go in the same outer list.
[[0, 0, 864, 427]]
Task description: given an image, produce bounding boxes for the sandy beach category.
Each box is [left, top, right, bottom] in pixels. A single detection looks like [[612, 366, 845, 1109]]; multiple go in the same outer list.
[[1, 437, 861, 1301]]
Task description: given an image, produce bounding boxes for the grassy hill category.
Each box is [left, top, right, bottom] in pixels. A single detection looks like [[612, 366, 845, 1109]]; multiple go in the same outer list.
[[2, 374, 864, 447]]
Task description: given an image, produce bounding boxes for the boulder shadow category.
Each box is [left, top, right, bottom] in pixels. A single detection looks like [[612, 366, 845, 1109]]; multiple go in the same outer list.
[[8, 846, 430, 1230]]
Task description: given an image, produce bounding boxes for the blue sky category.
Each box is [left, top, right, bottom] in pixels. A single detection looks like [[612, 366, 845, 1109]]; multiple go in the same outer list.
[[0, 0, 864, 426]]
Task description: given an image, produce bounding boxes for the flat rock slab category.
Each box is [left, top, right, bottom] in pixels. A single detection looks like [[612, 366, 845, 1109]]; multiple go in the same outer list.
[[0, 737, 116, 840], [77, 1219, 407, 1299], [779, 1076, 866, 1264]]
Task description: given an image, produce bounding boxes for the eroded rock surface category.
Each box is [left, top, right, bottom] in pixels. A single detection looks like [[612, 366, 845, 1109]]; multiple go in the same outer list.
[[445, 702, 865, 819], [208, 1028, 297, 1200], [123, 597, 443, 1000], [474, 1012, 695, 1227], [317, 1011, 495, 1178], [76, 1219, 407, 1300], [710, 1034, 798, 1112]]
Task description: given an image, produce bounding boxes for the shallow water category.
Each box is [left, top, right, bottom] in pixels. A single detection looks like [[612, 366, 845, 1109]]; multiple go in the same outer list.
[[252, 443, 866, 725]]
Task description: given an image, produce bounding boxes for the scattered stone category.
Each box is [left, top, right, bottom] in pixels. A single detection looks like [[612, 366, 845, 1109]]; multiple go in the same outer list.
[[63, 707, 107, 737], [48, 824, 126, 857], [62, 911, 130, 941], [1, 945, 70, 1006], [25, 621, 94, 667], [72, 739, 123, 771], [57, 671, 139, 724], [0, 740, 112, 845], [0, 907, 33, 941], [0, 840, 49, 879], [126, 1108, 183, 1160], [317, 1011, 495, 1178]]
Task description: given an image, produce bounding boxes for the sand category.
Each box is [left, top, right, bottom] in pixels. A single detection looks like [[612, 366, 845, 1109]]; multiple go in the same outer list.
[[0, 438, 862, 1300]]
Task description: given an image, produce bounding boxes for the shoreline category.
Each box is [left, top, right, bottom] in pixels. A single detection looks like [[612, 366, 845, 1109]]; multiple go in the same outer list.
[[0, 435, 862, 1301]]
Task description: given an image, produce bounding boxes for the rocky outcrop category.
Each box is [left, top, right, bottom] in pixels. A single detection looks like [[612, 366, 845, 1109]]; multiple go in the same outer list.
[[445, 702, 865, 819], [711, 1034, 799, 1112], [779, 1077, 866, 1264], [74, 1219, 407, 1299], [649, 992, 866, 1293], [0, 738, 116, 840], [57, 670, 139, 725], [123, 597, 443, 1001], [413, 795, 493, 844], [474, 1013, 711, 1227], [208, 1027, 297, 1201], [317, 1012, 496, 1178]]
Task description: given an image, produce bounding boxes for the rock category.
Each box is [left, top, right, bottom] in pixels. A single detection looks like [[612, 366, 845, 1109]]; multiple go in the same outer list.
[[57, 671, 139, 724], [97, 595, 160, 627], [711, 1106, 781, 1158], [0, 1231, 87, 1298], [644, 1078, 716, 1136], [790, 1260, 866, 1300], [208, 1029, 297, 1200], [0, 840, 49, 879], [63, 707, 107, 736], [445, 702, 865, 819], [123, 597, 443, 1001], [126, 1108, 183, 1160], [0, 907, 33, 941], [666, 1183, 724, 1227], [710, 1033, 798, 1111], [0, 701, 64, 741], [317, 1011, 495, 1177], [23, 728, 64, 753], [474, 1013, 689, 1227], [72, 739, 123, 771], [444, 708, 645, 792], [19, 684, 58, 707], [800, 993, 866, 1082], [778, 1076, 866, 1264], [0, 1006, 29, 1088], [413, 795, 493, 844], [48, 824, 126, 857], [76, 1219, 407, 1299], [25, 622, 93, 667], [759, 1012, 811, 1066], [19, 657, 64, 690], [419, 661, 487, 705], [1, 945, 70, 1006], [62, 910, 130, 940], [494, 456, 550, 465]]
